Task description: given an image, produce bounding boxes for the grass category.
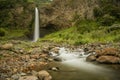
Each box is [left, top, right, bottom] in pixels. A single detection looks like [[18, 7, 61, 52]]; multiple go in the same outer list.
[[0, 28, 27, 41], [41, 21, 120, 45]]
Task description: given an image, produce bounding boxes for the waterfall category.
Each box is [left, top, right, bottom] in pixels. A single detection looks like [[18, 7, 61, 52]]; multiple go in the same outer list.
[[33, 7, 39, 42]]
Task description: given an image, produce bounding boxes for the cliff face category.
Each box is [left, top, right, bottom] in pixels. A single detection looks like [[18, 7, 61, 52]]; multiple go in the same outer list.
[[40, 0, 99, 29]]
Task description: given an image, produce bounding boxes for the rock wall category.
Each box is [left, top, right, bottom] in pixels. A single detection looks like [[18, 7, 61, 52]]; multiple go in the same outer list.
[[40, 0, 99, 29]]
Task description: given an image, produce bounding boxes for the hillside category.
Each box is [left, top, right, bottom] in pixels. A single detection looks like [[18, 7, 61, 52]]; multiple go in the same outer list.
[[40, 0, 120, 44]]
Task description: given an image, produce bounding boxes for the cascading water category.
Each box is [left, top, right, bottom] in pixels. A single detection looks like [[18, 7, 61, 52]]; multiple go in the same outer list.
[[33, 7, 39, 42], [55, 47, 108, 73], [49, 47, 119, 80]]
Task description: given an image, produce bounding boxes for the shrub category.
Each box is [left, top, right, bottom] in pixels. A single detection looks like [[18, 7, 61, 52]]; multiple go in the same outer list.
[[93, 7, 103, 18], [100, 14, 115, 26], [24, 29, 33, 39], [0, 28, 6, 37]]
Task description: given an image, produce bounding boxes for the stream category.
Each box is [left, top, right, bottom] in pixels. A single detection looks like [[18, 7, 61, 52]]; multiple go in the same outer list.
[[48, 47, 120, 80]]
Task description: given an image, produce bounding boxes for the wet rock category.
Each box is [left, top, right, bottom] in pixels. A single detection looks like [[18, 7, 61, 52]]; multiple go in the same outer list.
[[86, 54, 96, 62], [37, 70, 52, 80], [96, 56, 120, 64], [19, 76, 38, 80], [50, 67, 59, 71], [51, 47, 60, 54], [84, 48, 89, 52], [54, 57, 62, 62], [0, 43, 13, 50], [47, 58, 54, 62]]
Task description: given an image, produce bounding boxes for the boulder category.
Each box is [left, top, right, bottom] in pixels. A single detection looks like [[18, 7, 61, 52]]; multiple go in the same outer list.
[[96, 56, 120, 64], [51, 47, 60, 54], [0, 43, 13, 50], [37, 70, 52, 80], [95, 48, 119, 57], [19, 76, 38, 80], [86, 54, 96, 62]]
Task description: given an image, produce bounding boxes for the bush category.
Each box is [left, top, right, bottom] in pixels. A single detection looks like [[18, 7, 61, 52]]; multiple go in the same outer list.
[[100, 14, 115, 26], [93, 7, 103, 18], [0, 28, 6, 37], [24, 29, 33, 39]]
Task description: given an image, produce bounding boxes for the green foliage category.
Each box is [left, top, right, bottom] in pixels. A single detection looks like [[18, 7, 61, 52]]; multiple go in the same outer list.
[[0, 28, 27, 40], [93, 0, 120, 26], [0, 28, 6, 37], [42, 22, 120, 45], [75, 20, 99, 34], [100, 14, 115, 26], [93, 7, 103, 18], [24, 29, 33, 39]]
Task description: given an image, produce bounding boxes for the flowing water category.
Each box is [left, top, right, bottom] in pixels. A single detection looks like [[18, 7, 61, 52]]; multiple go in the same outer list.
[[33, 7, 39, 42], [49, 47, 120, 80]]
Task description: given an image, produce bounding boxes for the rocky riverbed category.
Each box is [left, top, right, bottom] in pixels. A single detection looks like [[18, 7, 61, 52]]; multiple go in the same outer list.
[[0, 40, 120, 80]]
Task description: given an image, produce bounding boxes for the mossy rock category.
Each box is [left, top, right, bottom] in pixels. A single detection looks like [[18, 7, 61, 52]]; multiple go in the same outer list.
[[0, 28, 6, 37]]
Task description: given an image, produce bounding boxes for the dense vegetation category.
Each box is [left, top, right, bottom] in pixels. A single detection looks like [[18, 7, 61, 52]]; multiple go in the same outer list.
[[41, 0, 120, 44], [94, 0, 120, 26], [0, 0, 120, 45], [42, 21, 120, 45], [0, 0, 52, 39]]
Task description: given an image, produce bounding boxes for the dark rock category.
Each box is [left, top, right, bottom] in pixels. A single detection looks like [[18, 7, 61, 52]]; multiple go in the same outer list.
[[84, 48, 89, 52], [54, 57, 62, 62], [96, 56, 120, 64]]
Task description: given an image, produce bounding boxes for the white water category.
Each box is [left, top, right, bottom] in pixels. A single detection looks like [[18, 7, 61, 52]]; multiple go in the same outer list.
[[33, 7, 39, 42], [54, 47, 110, 73]]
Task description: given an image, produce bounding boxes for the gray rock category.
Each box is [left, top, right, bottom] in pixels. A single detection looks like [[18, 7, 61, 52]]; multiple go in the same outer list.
[[86, 54, 96, 62]]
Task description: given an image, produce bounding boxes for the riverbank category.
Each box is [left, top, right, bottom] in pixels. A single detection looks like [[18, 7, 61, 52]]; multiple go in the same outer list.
[[0, 40, 120, 80]]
